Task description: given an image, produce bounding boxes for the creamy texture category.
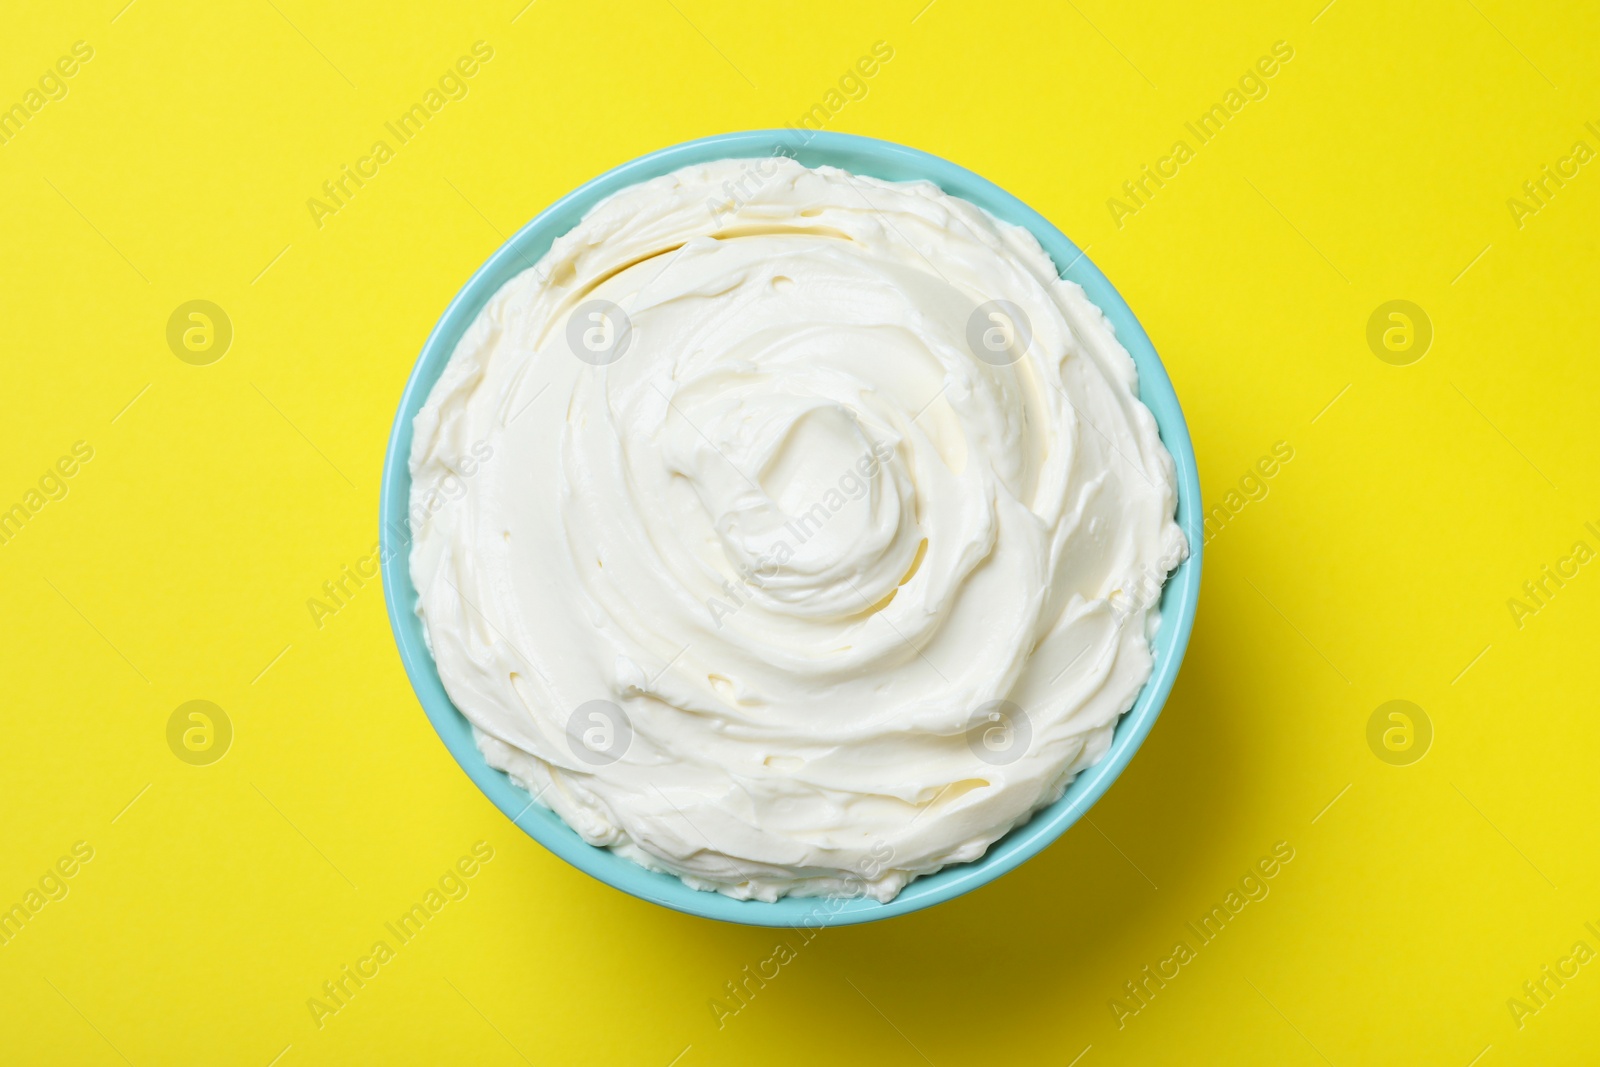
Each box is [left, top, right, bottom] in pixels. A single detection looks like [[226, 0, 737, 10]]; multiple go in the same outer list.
[[409, 157, 1185, 902]]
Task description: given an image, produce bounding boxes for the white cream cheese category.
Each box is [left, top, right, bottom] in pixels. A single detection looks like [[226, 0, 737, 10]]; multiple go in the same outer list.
[[409, 157, 1186, 902]]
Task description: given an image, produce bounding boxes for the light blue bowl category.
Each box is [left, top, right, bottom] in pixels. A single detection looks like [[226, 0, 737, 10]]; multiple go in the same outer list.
[[380, 130, 1202, 927]]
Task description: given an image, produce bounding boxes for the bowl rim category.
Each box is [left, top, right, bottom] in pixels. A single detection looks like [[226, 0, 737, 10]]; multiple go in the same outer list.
[[379, 129, 1202, 927]]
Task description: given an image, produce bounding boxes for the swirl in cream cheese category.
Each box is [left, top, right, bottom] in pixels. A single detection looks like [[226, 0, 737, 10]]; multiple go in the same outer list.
[[409, 157, 1186, 902]]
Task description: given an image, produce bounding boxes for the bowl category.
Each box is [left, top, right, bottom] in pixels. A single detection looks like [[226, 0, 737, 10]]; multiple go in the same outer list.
[[380, 130, 1202, 927]]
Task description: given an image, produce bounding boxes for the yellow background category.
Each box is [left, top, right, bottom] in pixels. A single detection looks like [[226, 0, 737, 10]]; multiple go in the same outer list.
[[3, 0, 1598, 1063]]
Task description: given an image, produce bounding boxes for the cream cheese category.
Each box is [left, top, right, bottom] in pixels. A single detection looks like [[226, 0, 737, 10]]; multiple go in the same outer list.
[[409, 157, 1185, 902]]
